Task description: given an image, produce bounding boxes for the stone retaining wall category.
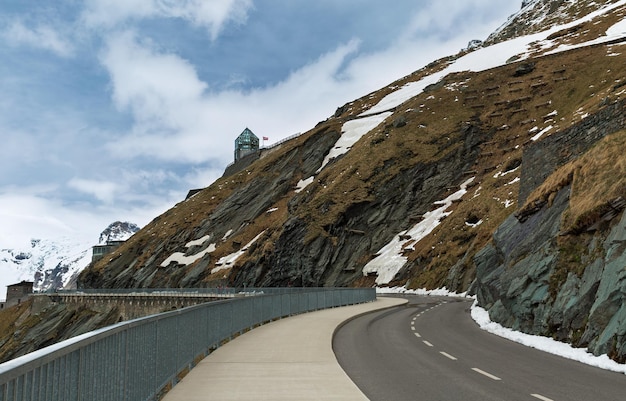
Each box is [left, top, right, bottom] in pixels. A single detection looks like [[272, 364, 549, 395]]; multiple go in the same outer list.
[[33, 293, 232, 320]]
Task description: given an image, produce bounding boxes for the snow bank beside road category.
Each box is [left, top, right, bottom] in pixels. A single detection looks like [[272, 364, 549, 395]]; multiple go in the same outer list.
[[471, 301, 626, 375], [377, 286, 626, 375]]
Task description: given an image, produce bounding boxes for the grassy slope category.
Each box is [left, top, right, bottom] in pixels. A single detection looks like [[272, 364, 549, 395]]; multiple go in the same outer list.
[[80, 4, 626, 291]]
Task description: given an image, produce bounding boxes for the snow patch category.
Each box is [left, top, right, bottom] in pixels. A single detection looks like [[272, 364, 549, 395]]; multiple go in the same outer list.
[[213, 231, 266, 273], [160, 235, 216, 267], [295, 176, 314, 193], [317, 112, 392, 173], [465, 219, 483, 228], [185, 235, 211, 248], [493, 166, 520, 179], [545, 2, 626, 54], [362, 178, 474, 285], [506, 177, 521, 186], [531, 125, 553, 141], [376, 286, 470, 298]]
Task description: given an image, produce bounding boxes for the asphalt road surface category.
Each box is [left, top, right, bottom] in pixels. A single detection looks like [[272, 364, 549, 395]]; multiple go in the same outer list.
[[334, 295, 625, 401]]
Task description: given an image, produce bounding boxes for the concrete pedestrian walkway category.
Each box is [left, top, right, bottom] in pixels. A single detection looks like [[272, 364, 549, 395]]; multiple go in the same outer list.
[[162, 297, 407, 401]]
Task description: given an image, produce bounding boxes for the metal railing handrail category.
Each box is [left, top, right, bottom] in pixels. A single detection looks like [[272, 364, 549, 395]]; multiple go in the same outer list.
[[0, 287, 375, 401]]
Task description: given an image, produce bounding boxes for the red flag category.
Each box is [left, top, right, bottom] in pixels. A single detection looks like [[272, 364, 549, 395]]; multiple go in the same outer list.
[[263, 136, 269, 140]]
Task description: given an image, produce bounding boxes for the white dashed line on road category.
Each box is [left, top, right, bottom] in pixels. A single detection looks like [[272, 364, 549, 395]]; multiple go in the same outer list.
[[439, 352, 457, 361], [423, 340, 434, 347], [471, 368, 501, 381], [531, 394, 554, 401], [414, 332, 421, 338]]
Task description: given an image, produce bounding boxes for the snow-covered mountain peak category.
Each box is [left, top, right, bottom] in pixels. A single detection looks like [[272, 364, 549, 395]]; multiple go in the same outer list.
[[0, 221, 140, 294], [98, 221, 140, 244]]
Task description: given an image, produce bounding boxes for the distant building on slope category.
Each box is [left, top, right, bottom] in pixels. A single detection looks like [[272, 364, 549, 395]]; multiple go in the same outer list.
[[0, 280, 34, 309], [91, 240, 125, 263], [234, 127, 260, 162]]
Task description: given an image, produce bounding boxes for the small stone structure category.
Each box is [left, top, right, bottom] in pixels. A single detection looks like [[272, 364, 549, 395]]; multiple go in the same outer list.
[[0, 281, 34, 309], [92, 240, 125, 263]]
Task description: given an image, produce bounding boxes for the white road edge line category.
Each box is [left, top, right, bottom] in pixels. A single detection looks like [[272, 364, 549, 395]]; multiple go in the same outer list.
[[414, 332, 421, 338], [423, 340, 434, 347], [471, 368, 501, 381], [411, 326, 416, 331], [531, 394, 554, 401], [440, 352, 457, 361]]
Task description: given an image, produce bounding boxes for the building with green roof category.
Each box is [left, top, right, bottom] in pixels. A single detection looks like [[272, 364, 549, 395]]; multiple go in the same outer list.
[[234, 127, 260, 161]]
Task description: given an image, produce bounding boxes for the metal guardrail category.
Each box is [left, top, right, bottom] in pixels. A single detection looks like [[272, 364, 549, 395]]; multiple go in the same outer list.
[[0, 288, 375, 401], [46, 287, 297, 296]]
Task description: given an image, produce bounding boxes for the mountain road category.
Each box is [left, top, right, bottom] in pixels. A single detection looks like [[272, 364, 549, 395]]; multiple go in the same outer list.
[[334, 295, 625, 401]]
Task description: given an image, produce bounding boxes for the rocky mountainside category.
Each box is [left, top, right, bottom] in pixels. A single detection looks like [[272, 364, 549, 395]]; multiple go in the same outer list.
[[486, 0, 622, 44], [77, 0, 626, 362], [98, 221, 140, 245], [0, 221, 139, 292], [0, 238, 92, 293]]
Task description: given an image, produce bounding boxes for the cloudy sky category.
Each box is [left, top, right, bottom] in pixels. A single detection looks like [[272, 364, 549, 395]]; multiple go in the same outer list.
[[0, 0, 520, 248]]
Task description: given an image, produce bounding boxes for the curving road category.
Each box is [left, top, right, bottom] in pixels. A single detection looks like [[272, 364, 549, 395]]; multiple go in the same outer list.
[[333, 295, 625, 401]]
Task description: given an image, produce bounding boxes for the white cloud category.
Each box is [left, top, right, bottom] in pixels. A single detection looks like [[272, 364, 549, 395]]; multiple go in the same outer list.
[[96, 12, 487, 169], [82, 0, 252, 39], [404, 0, 517, 41], [0, 192, 96, 249], [68, 178, 119, 204], [101, 31, 207, 124], [2, 21, 73, 57], [0, 186, 175, 250], [84, 1, 520, 173], [99, 34, 364, 166]]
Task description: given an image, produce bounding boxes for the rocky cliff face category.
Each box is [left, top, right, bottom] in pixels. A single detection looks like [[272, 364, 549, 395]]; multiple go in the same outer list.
[[0, 298, 122, 363], [472, 95, 626, 362], [75, 0, 626, 362], [473, 185, 626, 362]]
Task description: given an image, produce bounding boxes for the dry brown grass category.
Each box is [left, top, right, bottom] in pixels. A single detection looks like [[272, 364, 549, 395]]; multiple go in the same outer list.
[[0, 300, 31, 336], [521, 129, 626, 233], [385, 40, 626, 289], [564, 129, 626, 230]]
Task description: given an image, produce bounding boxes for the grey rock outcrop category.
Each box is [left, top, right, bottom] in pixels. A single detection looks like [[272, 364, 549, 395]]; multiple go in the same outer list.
[[519, 100, 626, 203], [473, 185, 626, 362]]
